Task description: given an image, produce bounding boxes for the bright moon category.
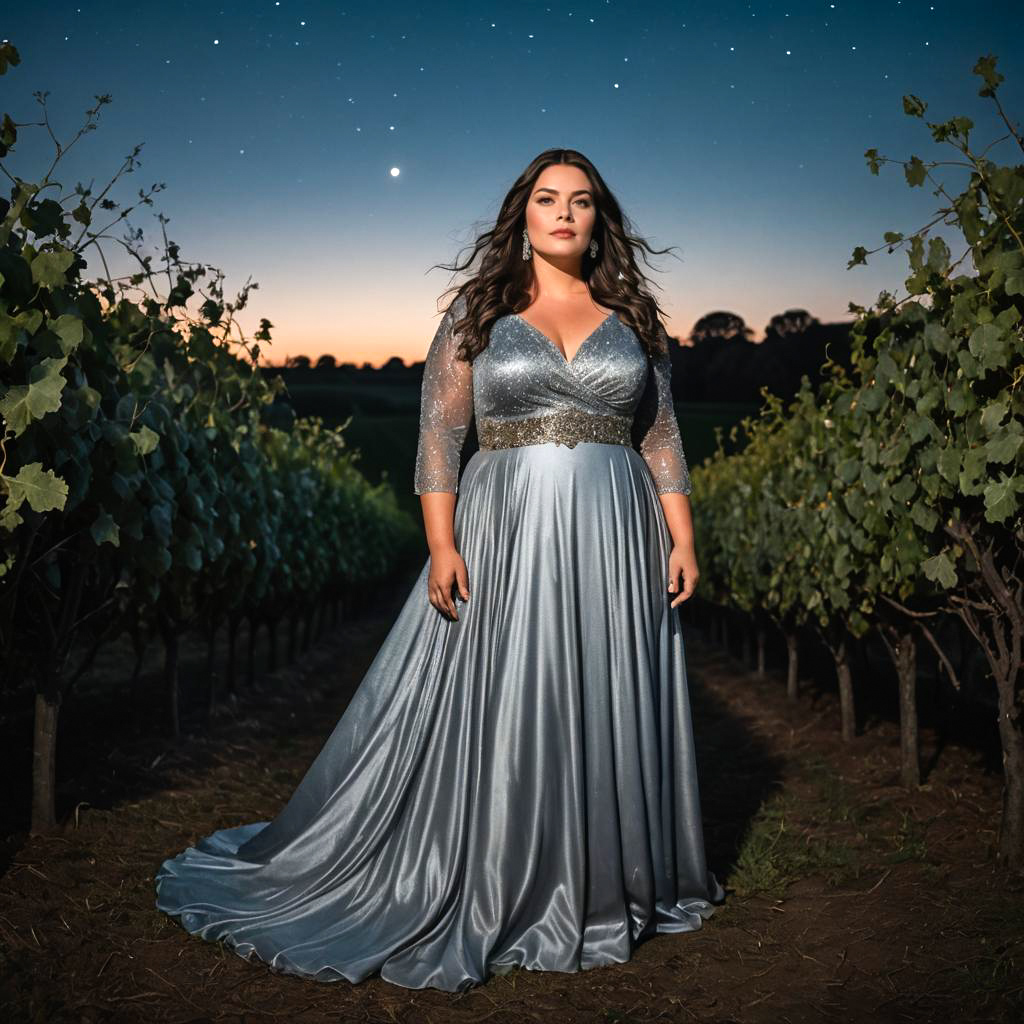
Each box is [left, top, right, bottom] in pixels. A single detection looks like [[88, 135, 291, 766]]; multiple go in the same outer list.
[[390, 167, 401, 177]]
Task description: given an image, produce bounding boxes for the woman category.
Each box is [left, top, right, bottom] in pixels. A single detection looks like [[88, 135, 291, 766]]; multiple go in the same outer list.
[[155, 148, 725, 992]]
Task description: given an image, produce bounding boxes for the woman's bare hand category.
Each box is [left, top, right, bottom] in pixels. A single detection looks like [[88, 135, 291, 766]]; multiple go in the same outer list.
[[427, 547, 470, 620], [667, 545, 698, 608]]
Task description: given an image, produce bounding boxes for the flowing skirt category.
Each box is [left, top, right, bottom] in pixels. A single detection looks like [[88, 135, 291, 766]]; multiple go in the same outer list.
[[154, 440, 725, 992]]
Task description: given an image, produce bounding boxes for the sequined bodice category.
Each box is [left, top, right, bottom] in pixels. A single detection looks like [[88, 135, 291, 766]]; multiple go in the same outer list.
[[472, 313, 649, 422], [413, 296, 692, 496]]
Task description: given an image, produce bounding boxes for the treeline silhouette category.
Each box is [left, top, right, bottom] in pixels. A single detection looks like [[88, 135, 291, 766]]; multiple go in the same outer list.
[[271, 307, 854, 407]]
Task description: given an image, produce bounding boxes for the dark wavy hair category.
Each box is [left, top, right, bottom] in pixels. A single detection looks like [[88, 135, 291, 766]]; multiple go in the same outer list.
[[429, 148, 679, 362]]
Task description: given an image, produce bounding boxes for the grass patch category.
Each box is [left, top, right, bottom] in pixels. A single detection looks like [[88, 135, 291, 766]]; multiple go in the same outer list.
[[816, 771, 865, 826], [883, 809, 930, 864], [939, 950, 1024, 1005], [728, 794, 860, 899]]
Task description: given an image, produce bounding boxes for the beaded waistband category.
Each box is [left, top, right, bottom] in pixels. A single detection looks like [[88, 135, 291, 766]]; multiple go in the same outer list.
[[477, 410, 633, 451]]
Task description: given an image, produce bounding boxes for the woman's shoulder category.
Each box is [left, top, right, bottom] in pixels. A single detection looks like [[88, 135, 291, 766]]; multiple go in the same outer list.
[[443, 292, 470, 324]]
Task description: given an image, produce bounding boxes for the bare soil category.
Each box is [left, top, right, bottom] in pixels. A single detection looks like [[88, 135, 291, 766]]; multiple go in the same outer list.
[[1, 573, 1021, 1024]]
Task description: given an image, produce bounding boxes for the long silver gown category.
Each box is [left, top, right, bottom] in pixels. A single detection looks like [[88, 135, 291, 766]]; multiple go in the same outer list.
[[154, 294, 725, 992]]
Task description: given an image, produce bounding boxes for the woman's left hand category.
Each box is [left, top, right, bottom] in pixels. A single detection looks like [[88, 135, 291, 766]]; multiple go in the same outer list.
[[667, 545, 698, 608]]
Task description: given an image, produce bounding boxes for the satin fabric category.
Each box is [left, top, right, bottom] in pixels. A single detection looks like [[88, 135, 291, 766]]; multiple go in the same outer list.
[[155, 299, 724, 991], [155, 439, 724, 991]]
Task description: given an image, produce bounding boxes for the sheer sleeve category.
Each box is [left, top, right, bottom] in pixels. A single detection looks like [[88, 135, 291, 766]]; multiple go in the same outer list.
[[412, 298, 474, 495], [631, 330, 692, 496]]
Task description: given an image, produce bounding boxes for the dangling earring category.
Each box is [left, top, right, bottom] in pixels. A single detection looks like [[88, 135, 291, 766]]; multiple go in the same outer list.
[[589, 238, 599, 258], [522, 228, 532, 261]]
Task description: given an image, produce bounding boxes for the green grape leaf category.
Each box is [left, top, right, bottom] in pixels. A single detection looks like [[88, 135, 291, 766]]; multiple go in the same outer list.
[[0, 314, 18, 364], [905, 156, 927, 187], [968, 322, 1002, 361], [90, 508, 120, 547], [129, 424, 160, 456], [986, 425, 1023, 463], [4, 461, 68, 513], [0, 356, 69, 434], [922, 551, 957, 588], [47, 313, 85, 356], [0, 501, 23, 532], [29, 248, 76, 289], [983, 477, 1017, 523], [910, 502, 938, 531], [979, 400, 1007, 434]]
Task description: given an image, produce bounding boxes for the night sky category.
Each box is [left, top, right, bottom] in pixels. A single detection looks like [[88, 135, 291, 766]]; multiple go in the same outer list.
[[6, 2, 1023, 367]]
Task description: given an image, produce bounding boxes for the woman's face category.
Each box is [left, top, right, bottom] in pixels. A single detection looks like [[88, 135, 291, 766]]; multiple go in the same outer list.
[[524, 163, 597, 262]]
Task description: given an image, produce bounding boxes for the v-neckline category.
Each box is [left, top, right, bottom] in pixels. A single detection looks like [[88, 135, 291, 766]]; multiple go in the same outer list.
[[513, 311, 616, 366]]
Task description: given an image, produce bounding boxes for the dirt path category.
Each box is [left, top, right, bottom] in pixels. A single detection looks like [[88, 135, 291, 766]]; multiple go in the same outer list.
[[1, 585, 1021, 1024]]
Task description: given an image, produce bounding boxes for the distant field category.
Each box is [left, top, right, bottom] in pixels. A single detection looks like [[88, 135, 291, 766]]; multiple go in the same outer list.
[[280, 372, 761, 515]]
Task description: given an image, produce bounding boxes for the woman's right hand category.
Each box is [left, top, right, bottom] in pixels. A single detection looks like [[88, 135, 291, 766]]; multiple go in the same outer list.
[[427, 546, 470, 620]]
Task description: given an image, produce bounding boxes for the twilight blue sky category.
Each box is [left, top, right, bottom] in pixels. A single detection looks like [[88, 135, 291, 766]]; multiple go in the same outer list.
[[5, 1, 1023, 366]]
